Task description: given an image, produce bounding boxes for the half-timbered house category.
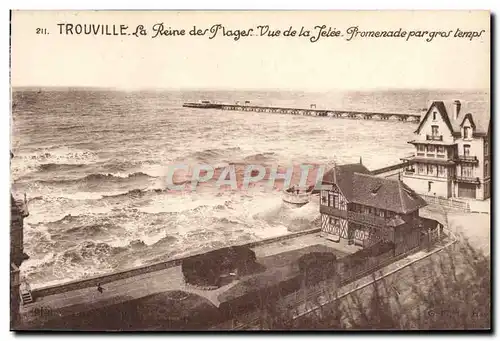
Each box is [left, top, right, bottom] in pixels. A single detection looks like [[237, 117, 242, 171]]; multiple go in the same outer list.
[[320, 163, 428, 255]]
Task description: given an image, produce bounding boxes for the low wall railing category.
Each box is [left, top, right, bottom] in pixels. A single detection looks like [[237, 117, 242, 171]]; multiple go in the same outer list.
[[215, 233, 451, 330], [420, 194, 470, 212], [31, 228, 321, 298], [371, 162, 411, 176]]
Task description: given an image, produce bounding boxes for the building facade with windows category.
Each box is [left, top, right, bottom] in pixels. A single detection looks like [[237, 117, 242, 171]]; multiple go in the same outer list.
[[401, 100, 490, 200], [319, 163, 428, 256]]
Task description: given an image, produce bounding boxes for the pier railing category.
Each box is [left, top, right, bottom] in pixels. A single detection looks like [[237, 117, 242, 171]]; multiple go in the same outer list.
[[183, 103, 421, 123]]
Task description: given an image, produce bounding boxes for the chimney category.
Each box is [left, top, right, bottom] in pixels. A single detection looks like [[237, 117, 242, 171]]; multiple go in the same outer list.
[[332, 161, 337, 185], [453, 100, 461, 119]]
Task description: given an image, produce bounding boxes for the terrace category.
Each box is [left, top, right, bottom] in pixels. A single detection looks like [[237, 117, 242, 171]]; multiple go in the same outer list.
[[455, 155, 479, 164], [19, 231, 360, 330], [454, 176, 480, 184], [319, 205, 396, 228]]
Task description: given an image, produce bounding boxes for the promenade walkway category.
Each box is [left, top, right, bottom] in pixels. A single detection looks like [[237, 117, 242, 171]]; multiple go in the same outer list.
[[20, 232, 357, 328]]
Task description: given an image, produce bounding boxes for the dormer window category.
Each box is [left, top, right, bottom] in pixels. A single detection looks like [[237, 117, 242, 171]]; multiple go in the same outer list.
[[370, 184, 382, 195], [464, 126, 472, 139]]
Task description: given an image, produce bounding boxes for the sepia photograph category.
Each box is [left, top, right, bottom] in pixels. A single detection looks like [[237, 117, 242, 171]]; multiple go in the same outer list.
[[9, 10, 491, 331]]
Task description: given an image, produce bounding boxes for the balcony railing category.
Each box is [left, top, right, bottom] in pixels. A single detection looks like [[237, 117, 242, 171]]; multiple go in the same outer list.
[[455, 155, 479, 164], [319, 205, 389, 227], [347, 211, 391, 227], [403, 168, 416, 176], [426, 134, 443, 141], [319, 205, 347, 218], [454, 176, 480, 184]]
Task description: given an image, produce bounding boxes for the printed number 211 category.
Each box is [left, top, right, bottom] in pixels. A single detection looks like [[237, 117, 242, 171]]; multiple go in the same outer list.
[[36, 28, 48, 35]]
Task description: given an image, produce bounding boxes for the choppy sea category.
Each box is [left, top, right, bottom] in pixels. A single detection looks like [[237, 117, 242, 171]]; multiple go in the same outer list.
[[11, 88, 488, 287]]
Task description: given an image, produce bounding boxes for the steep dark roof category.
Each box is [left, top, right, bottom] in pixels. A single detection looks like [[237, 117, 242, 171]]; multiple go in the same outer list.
[[416, 100, 490, 136], [322, 163, 370, 200], [323, 164, 427, 214], [352, 173, 428, 214]]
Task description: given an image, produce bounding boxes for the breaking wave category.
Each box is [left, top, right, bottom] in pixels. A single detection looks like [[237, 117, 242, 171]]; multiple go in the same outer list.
[[11, 148, 99, 179], [36, 172, 156, 186], [21, 149, 97, 163], [13, 88, 484, 288], [21, 240, 128, 284], [179, 147, 242, 163], [37, 163, 87, 172], [242, 152, 278, 164]]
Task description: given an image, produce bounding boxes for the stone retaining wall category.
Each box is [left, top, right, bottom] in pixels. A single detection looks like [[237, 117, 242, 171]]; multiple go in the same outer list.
[[32, 228, 321, 298]]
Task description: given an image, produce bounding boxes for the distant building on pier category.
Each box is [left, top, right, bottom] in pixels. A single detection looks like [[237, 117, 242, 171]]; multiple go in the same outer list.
[[319, 162, 428, 256], [401, 100, 491, 200]]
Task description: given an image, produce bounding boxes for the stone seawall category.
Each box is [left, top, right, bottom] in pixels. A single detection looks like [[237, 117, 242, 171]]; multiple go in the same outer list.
[[32, 228, 321, 298]]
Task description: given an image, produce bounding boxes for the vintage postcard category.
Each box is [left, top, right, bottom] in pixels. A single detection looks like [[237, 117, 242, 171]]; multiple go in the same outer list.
[[10, 10, 490, 331]]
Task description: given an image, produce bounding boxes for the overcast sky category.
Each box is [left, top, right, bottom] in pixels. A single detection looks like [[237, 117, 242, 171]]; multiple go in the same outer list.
[[11, 10, 490, 90]]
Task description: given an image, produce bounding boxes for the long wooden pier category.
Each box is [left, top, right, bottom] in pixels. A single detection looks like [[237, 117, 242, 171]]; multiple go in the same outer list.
[[183, 102, 421, 123]]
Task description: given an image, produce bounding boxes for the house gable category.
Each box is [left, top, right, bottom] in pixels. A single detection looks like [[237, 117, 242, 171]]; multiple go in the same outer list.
[[414, 102, 454, 137], [320, 183, 349, 210], [460, 113, 476, 129], [321, 183, 348, 202]]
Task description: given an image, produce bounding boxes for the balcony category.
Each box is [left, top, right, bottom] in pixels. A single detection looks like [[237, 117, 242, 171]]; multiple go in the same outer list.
[[319, 205, 389, 227], [426, 134, 443, 141], [320, 205, 347, 218], [400, 155, 455, 166], [454, 176, 480, 184], [455, 155, 479, 164], [403, 168, 416, 176], [347, 210, 390, 227]]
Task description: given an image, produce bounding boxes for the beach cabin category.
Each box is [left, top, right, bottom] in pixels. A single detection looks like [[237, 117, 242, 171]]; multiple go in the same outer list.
[[319, 162, 431, 256]]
